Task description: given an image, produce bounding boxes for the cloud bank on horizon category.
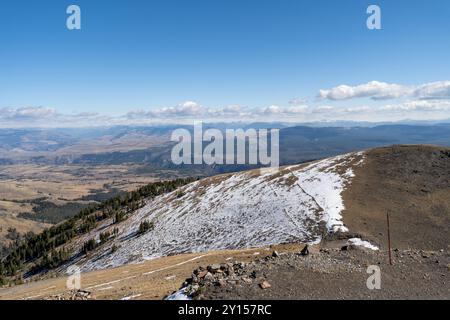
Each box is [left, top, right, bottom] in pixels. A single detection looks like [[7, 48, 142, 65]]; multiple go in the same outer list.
[[318, 81, 450, 101], [2, 80, 450, 127]]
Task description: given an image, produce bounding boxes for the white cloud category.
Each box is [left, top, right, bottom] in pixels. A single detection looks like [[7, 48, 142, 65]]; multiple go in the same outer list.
[[414, 81, 450, 100], [0, 106, 56, 120], [180, 101, 198, 108], [126, 103, 310, 120], [0, 107, 111, 127], [381, 100, 450, 111], [152, 101, 203, 117], [3, 95, 450, 128], [289, 97, 308, 106], [312, 105, 334, 113], [343, 106, 372, 113], [262, 105, 282, 114], [254, 105, 308, 115], [319, 80, 450, 101], [318, 81, 413, 101], [126, 101, 203, 119], [221, 104, 242, 113]]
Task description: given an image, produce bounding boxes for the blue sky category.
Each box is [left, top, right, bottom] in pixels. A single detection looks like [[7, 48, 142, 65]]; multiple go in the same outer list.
[[1, 0, 450, 126]]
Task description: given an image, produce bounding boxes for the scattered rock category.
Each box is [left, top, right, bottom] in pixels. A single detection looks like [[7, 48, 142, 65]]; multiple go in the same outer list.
[[272, 250, 279, 258], [259, 281, 271, 289], [242, 276, 252, 284], [185, 284, 199, 296], [217, 279, 227, 288], [47, 289, 93, 300], [208, 264, 221, 272], [198, 270, 208, 278], [204, 272, 215, 282]]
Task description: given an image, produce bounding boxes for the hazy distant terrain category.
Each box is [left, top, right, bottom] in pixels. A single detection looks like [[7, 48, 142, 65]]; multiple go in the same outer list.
[[1, 123, 450, 244], [2, 123, 450, 166]]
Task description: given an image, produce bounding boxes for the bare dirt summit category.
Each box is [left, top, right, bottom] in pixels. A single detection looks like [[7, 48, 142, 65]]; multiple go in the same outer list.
[[342, 145, 450, 251]]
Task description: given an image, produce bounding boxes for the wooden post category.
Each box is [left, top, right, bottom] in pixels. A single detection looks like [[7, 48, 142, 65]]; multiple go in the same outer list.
[[387, 212, 393, 265]]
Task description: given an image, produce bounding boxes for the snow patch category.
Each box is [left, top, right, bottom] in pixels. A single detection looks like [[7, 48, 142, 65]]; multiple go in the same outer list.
[[120, 294, 142, 300], [165, 288, 191, 300], [347, 238, 379, 251]]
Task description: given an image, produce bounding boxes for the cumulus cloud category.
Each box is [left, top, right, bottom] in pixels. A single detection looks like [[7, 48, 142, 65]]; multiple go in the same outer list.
[[126, 101, 202, 120], [151, 101, 203, 117], [318, 81, 413, 101], [319, 80, 450, 101], [381, 100, 450, 111], [126, 102, 310, 120], [0, 107, 113, 127], [262, 105, 282, 114], [343, 106, 372, 113], [228, 105, 308, 116], [312, 105, 334, 113], [0, 106, 56, 120], [219, 104, 243, 114], [288, 97, 308, 106], [129, 101, 308, 119], [3, 94, 450, 128], [414, 81, 450, 100]]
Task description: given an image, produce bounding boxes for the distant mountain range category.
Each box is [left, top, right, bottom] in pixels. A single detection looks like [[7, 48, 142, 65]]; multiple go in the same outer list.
[[1, 123, 450, 171]]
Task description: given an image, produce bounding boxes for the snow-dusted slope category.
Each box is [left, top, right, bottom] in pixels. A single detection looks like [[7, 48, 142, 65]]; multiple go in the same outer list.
[[79, 152, 365, 272]]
